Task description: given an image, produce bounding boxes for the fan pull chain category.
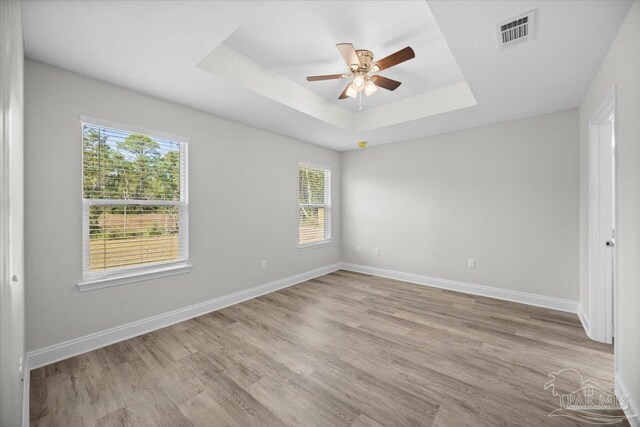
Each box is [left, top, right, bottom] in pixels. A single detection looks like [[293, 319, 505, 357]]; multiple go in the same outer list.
[[358, 92, 363, 112]]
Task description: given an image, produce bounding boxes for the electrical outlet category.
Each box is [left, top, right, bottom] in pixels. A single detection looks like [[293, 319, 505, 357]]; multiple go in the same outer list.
[[356, 246, 361, 253], [468, 259, 476, 269], [261, 259, 267, 269], [375, 248, 381, 256]]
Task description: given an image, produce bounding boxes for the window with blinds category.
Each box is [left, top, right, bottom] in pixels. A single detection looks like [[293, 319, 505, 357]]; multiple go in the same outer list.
[[82, 122, 189, 281], [298, 163, 331, 246]]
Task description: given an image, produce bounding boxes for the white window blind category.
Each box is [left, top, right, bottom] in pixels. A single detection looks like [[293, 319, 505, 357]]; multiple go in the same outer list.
[[82, 122, 189, 281], [298, 163, 331, 246]]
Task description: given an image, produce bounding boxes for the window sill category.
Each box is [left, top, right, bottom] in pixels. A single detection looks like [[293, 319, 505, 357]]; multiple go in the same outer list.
[[77, 262, 192, 292], [298, 240, 332, 251]]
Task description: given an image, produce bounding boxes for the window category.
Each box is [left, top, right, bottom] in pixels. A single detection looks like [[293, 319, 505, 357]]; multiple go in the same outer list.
[[298, 163, 331, 247], [81, 120, 189, 287]]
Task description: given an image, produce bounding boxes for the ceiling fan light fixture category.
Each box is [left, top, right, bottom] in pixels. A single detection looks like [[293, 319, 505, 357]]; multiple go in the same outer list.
[[307, 44, 414, 100], [364, 79, 377, 96], [345, 83, 358, 98]]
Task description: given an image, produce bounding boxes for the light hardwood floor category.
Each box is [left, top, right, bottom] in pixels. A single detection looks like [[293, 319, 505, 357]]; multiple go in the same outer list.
[[30, 270, 623, 426]]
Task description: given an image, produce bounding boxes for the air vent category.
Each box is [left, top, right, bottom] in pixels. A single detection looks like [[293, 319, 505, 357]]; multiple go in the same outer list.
[[496, 10, 535, 50]]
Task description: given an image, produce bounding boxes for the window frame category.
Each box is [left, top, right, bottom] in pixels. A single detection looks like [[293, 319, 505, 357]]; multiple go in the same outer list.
[[298, 161, 332, 249], [77, 116, 190, 291]]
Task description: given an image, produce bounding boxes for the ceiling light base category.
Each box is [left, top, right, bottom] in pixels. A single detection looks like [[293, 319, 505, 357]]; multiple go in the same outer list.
[[356, 50, 374, 70]]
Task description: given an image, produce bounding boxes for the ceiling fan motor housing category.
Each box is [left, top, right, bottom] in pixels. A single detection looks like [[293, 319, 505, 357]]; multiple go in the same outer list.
[[355, 50, 374, 71]]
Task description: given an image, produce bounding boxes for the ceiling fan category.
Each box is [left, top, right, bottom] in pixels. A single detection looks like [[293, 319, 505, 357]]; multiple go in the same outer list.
[[306, 43, 415, 100]]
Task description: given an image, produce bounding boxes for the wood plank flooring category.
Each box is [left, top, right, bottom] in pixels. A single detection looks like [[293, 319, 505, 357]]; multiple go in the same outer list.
[[30, 270, 623, 426]]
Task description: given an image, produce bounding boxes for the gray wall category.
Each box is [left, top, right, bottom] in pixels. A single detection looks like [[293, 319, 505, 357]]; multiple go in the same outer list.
[[579, 0, 640, 409], [342, 109, 580, 300], [25, 60, 341, 351]]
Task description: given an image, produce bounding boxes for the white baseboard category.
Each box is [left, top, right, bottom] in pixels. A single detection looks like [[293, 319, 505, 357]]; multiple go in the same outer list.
[[340, 263, 578, 313], [26, 263, 341, 370], [577, 303, 591, 338], [615, 374, 639, 426]]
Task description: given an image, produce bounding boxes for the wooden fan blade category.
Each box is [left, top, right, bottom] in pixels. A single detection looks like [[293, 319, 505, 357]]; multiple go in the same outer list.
[[372, 75, 401, 91], [336, 43, 360, 69], [372, 46, 415, 72], [306, 74, 344, 82], [338, 82, 352, 99]]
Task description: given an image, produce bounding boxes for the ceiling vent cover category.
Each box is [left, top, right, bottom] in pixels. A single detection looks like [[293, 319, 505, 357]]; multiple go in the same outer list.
[[496, 10, 535, 50]]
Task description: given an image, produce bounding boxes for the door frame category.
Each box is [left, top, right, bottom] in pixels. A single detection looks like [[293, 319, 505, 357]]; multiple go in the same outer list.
[[587, 86, 617, 347], [0, 0, 25, 424]]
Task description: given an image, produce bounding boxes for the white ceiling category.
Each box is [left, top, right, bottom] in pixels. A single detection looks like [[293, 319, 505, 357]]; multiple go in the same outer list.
[[22, 0, 632, 151], [223, 1, 465, 112]]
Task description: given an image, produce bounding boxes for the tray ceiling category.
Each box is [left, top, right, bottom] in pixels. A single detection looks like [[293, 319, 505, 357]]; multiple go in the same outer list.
[[22, 0, 632, 151]]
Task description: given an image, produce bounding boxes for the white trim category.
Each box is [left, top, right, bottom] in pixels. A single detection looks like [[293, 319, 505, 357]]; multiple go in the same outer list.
[[340, 263, 578, 313], [80, 115, 189, 144], [21, 358, 29, 427], [298, 161, 332, 172], [77, 262, 192, 292], [577, 303, 591, 338], [179, 142, 189, 266], [587, 85, 617, 345], [589, 87, 616, 126], [615, 374, 639, 427], [28, 263, 341, 370], [84, 199, 182, 206], [1, 2, 25, 425], [298, 240, 332, 250]]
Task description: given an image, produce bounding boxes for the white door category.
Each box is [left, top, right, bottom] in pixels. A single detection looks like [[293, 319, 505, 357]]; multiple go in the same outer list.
[[599, 118, 615, 342], [588, 89, 616, 345]]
